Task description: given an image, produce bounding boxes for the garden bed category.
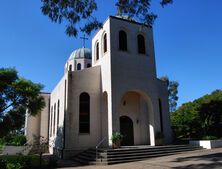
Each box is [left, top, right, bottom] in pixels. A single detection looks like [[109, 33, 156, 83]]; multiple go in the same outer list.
[[0, 154, 56, 169]]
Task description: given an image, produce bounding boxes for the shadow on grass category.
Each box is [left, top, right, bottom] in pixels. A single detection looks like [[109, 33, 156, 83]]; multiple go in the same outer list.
[[172, 152, 222, 169]]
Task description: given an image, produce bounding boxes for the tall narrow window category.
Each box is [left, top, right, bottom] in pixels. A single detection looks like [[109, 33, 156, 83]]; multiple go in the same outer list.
[[57, 100, 60, 131], [96, 42, 99, 60], [79, 92, 90, 133], [119, 30, 127, 51], [77, 63, 81, 70], [53, 103, 56, 135], [69, 65, 72, 71], [159, 99, 163, 132], [50, 106, 53, 137], [103, 33, 107, 53], [138, 34, 146, 54]]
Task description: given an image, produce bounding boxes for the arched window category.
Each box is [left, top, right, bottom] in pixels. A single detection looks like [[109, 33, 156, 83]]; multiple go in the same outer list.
[[119, 30, 127, 51], [50, 106, 53, 137], [137, 34, 146, 54], [159, 99, 163, 132], [57, 100, 60, 131], [69, 65, 72, 71], [103, 33, 107, 53], [77, 63, 81, 70], [87, 63, 91, 68], [53, 103, 56, 135], [96, 42, 99, 60], [79, 92, 90, 133]]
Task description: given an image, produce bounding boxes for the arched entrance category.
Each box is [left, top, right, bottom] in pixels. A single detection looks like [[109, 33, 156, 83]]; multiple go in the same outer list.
[[118, 90, 154, 146], [120, 116, 134, 146]]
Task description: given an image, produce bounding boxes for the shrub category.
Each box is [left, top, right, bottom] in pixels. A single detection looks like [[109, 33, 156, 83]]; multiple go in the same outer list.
[[0, 155, 49, 169], [0, 159, 7, 169], [3, 134, 26, 146], [11, 135, 26, 146], [202, 135, 218, 140], [6, 163, 22, 169], [111, 132, 123, 143]]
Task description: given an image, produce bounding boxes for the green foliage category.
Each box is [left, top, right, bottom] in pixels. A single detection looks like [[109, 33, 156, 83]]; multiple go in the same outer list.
[[0, 155, 51, 169], [171, 89, 222, 140], [40, 0, 173, 37], [0, 159, 6, 169], [111, 132, 123, 143], [0, 156, 31, 169], [41, 0, 101, 37], [160, 76, 179, 112], [201, 135, 217, 140], [10, 135, 27, 146], [0, 134, 27, 146], [0, 68, 45, 137], [6, 163, 22, 169]]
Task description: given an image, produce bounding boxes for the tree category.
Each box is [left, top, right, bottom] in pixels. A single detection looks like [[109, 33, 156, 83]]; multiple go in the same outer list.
[[40, 0, 173, 37], [171, 90, 222, 140], [0, 68, 45, 137], [160, 76, 179, 112]]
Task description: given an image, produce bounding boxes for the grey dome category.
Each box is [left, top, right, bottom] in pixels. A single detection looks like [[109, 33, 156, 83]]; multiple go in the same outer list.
[[69, 47, 91, 60]]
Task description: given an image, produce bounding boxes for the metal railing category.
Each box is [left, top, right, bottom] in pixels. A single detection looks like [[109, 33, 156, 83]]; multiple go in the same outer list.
[[95, 137, 106, 161]]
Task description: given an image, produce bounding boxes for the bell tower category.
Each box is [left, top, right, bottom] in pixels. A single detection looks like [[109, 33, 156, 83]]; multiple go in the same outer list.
[[92, 16, 169, 146]]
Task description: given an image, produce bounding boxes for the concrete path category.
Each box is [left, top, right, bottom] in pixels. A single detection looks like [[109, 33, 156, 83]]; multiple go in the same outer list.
[[56, 148, 222, 169]]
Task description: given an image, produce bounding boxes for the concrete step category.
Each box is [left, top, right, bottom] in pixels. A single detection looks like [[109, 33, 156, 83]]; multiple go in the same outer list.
[[106, 148, 202, 162], [79, 147, 201, 159], [73, 145, 203, 165], [105, 146, 200, 155]]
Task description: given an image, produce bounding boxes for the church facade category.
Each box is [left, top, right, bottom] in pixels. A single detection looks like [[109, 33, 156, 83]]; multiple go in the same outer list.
[[25, 16, 172, 159]]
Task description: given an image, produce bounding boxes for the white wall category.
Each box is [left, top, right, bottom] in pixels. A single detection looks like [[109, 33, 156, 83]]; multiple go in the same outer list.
[[49, 75, 67, 154], [157, 79, 172, 144], [91, 16, 170, 146], [119, 92, 150, 145], [109, 17, 162, 146], [44, 16, 171, 159], [63, 66, 101, 157], [92, 18, 113, 146], [25, 93, 50, 144]]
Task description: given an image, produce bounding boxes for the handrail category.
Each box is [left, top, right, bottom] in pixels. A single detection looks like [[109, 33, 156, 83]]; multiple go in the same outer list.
[[95, 137, 106, 161], [23, 140, 32, 146], [96, 137, 106, 149]]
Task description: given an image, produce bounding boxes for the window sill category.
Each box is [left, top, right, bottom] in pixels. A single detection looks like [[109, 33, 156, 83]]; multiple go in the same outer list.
[[138, 53, 149, 57], [78, 133, 90, 136]]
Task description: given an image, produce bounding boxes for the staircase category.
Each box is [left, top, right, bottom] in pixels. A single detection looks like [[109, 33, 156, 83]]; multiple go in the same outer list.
[[73, 145, 203, 165]]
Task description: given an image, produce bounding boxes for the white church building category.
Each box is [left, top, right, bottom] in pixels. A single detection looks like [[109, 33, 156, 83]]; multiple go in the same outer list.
[[25, 16, 172, 159]]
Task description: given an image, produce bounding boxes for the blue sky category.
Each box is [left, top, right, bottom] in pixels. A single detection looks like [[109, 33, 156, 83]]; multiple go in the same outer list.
[[0, 0, 222, 107]]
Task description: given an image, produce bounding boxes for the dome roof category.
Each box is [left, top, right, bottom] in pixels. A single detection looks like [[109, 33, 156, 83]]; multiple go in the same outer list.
[[69, 47, 91, 60]]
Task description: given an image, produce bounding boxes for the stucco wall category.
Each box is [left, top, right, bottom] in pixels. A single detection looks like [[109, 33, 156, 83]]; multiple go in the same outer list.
[[119, 92, 150, 145], [49, 75, 67, 154], [108, 17, 162, 145], [64, 65, 101, 155], [157, 79, 172, 144], [92, 18, 113, 146], [90, 16, 170, 146], [25, 93, 50, 144]]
